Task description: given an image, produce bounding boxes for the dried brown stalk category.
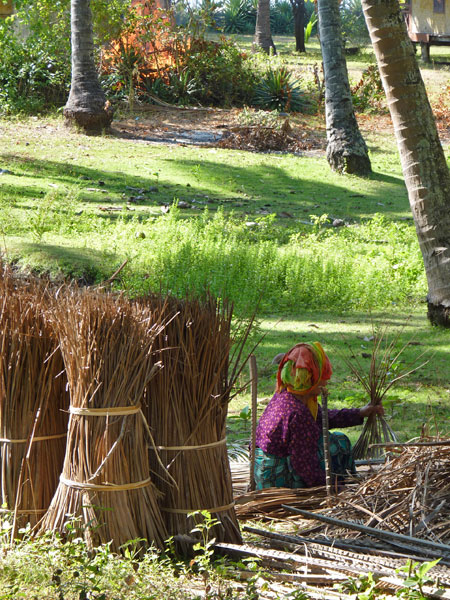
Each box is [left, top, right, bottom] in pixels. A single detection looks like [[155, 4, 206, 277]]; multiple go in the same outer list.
[[342, 323, 429, 460], [0, 264, 69, 535], [331, 441, 450, 545], [40, 288, 166, 552], [140, 294, 251, 552]]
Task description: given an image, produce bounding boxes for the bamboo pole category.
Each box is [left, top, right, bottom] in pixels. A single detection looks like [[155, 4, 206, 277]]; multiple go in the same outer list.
[[321, 388, 333, 502], [249, 354, 257, 492], [281, 507, 450, 557]]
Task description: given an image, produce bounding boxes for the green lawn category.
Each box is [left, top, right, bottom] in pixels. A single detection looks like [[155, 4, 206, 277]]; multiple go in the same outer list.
[[0, 111, 448, 444]]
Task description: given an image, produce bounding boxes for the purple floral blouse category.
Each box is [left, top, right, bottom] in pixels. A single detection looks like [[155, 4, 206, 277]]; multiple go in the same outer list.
[[255, 389, 363, 486]]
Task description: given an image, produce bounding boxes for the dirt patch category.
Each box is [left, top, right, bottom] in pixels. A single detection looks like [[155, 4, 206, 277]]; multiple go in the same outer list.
[[110, 105, 449, 153], [111, 105, 327, 154]]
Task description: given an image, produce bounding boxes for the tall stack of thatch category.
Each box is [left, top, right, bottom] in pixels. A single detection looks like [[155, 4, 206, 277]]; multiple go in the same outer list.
[[0, 266, 69, 532], [1, 262, 245, 552], [141, 295, 244, 550], [40, 289, 168, 551]]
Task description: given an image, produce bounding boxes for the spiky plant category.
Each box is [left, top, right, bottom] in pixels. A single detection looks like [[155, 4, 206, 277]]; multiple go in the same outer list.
[[342, 323, 429, 459]]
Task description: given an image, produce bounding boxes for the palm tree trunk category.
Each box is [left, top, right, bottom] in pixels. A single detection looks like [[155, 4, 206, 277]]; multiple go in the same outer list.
[[362, 0, 450, 327], [254, 0, 276, 54], [318, 0, 371, 175], [291, 0, 306, 52], [64, 0, 113, 132]]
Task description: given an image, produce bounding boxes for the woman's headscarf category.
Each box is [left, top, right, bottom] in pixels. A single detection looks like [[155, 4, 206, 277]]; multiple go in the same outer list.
[[276, 342, 332, 420]]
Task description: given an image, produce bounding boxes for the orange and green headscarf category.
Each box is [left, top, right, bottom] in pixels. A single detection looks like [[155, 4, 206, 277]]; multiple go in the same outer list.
[[276, 342, 332, 420]]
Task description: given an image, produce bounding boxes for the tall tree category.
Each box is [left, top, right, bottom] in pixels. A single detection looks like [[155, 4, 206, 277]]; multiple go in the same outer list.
[[254, 0, 276, 54], [289, 0, 306, 52], [64, 0, 113, 132], [318, 0, 371, 174], [361, 0, 450, 327]]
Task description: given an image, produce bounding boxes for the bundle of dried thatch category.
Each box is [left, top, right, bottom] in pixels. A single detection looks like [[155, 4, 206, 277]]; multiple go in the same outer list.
[[41, 288, 167, 551], [0, 266, 69, 532], [331, 441, 450, 544], [141, 295, 246, 550]]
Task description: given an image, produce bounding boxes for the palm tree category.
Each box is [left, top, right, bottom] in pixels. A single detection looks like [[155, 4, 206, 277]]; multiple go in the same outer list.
[[362, 0, 450, 327], [64, 0, 113, 132], [254, 0, 276, 54], [289, 0, 306, 52], [318, 0, 371, 175]]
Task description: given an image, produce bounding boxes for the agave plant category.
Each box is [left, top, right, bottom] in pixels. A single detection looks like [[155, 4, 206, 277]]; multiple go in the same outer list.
[[253, 66, 309, 112], [222, 0, 255, 33]]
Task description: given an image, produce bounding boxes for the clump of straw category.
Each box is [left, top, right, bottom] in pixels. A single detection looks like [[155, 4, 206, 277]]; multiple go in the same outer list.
[[141, 294, 253, 552], [342, 324, 429, 460], [41, 288, 167, 552], [0, 265, 69, 534]]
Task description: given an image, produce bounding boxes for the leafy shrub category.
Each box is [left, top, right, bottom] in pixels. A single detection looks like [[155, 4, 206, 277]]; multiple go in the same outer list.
[[340, 0, 370, 45], [351, 64, 386, 112], [0, 0, 131, 115], [253, 66, 310, 112], [270, 0, 293, 34], [102, 2, 260, 108], [0, 22, 70, 114]]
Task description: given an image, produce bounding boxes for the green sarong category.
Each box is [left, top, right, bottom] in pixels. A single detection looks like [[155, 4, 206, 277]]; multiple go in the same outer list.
[[254, 432, 356, 490]]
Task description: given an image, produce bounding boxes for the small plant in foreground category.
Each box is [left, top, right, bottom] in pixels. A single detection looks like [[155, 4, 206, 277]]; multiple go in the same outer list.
[[396, 559, 442, 600], [335, 571, 382, 599]]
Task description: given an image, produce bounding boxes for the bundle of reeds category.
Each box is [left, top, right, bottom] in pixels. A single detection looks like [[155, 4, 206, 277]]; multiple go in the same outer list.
[[342, 325, 428, 460], [41, 288, 167, 552], [331, 440, 450, 543], [0, 266, 69, 533], [140, 294, 250, 551], [234, 486, 330, 521]]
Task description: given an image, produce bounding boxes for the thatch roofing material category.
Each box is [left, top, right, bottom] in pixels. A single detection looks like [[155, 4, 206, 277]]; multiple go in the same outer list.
[[142, 295, 242, 550], [40, 289, 167, 551], [0, 266, 69, 532]]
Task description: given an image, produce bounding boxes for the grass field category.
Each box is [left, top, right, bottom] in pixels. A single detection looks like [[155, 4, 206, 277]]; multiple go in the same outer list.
[[0, 35, 449, 445], [0, 31, 449, 600]]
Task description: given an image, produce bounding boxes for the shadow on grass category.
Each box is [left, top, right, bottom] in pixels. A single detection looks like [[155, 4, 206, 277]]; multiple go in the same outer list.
[[1, 149, 409, 220], [15, 241, 119, 284]]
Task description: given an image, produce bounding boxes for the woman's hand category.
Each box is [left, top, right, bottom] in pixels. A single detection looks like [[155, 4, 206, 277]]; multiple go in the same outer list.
[[359, 403, 385, 418]]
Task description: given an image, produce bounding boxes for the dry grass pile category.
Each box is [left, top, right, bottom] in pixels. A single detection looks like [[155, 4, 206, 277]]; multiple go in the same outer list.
[[41, 288, 167, 551], [0, 265, 69, 532], [235, 486, 329, 521], [330, 441, 450, 544], [141, 295, 250, 550], [218, 124, 325, 153]]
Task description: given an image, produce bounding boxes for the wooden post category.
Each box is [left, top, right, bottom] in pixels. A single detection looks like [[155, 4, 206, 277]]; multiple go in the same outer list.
[[321, 388, 333, 503], [249, 355, 258, 492]]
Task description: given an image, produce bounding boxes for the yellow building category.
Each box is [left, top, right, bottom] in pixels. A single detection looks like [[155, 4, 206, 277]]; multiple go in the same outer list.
[[0, 0, 13, 18], [405, 0, 450, 60]]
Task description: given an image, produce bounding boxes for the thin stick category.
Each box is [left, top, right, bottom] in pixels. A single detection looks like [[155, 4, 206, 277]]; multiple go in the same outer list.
[[321, 388, 333, 502], [249, 354, 258, 492]]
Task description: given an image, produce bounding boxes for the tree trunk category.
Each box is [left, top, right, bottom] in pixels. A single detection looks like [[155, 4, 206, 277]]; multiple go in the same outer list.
[[254, 0, 276, 54], [318, 0, 371, 175], [361, 0, 450, 327], [64, 0, 113, 132], [292, 0, 306, 52]]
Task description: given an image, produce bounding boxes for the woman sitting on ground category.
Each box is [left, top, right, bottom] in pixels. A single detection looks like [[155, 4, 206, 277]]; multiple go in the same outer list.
[[254, 342, 383, 489]]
